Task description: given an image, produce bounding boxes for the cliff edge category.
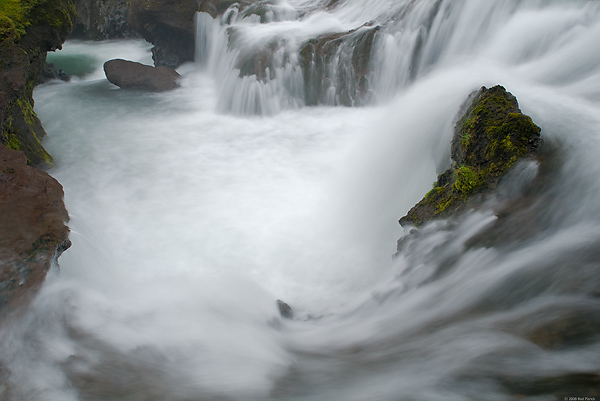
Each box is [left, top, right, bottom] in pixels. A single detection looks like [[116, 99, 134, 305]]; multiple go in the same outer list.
[[0, 0, 74, 319], [0, 0, 76, 166]]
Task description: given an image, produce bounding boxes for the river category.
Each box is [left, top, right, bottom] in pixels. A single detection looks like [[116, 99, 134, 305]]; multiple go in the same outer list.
[[2, 0, 600, 400]]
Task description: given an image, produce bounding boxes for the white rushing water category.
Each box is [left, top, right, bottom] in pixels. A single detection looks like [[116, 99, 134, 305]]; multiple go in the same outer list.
[[2, 0, 600, 400]]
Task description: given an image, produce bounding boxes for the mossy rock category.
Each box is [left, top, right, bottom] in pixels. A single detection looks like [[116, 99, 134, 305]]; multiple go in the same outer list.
[[400, 85, 541, 226], [0, 0, 76, 166]]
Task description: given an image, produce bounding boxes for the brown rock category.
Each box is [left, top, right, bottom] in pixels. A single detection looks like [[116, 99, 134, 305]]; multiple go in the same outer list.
[[0, 144, 70, 320], [103, 59, 180, 92], [0, 0, 76, 167]]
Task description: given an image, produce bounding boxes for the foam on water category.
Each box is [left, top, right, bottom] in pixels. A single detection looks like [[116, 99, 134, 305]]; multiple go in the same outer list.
[[2, 0, 600, 400]]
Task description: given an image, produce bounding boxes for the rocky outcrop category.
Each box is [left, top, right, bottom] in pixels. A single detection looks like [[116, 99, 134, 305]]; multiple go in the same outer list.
[[0, 145, 70, 319], [299, 24, 379, 106], [127, 0, 198, 67], [71, 0, 138, 39], [0, 0, 73, 319], [0, 0, 76, 167], [104, 58, 180, 91], [400, 85, 542, 227]]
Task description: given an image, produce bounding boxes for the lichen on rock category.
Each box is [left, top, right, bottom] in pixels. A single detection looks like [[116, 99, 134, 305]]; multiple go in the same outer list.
[[400, 85, 542, 227]]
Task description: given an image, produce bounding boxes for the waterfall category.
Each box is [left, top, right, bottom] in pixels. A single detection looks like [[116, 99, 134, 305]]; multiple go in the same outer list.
[[2, 0, 600, 400]]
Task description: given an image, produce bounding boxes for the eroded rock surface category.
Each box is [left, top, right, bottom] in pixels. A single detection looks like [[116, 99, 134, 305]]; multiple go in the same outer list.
[[0, 0, 76, 167], [71, 0, 138, 39], [127, 0, 198, 67], [104, 58, 180, 92], [0, 145, 70, 319]]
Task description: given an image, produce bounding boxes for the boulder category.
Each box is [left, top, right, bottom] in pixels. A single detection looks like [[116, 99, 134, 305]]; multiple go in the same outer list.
[[276, 299, 293, 319], [399, 85, 542, 227], [0, 144, 70, 320], [103, 59, 180, 92]]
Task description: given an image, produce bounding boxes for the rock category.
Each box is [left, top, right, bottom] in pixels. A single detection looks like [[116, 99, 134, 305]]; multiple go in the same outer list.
[[199, 0, 254, 19], [103, 59, 180, 92], [299, 24, 379, 106], [39, 61, 69, 83], [276, 299, 293, 319], [0, 0, 76, 167], [399, 85, 541, 227], [127, 0, 198, 67], [71, 0, 139, 40], [0, 144, 70, 320]]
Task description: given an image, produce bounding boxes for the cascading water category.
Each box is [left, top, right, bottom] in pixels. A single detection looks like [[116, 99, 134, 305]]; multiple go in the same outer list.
[[2, 0, 600, 400]]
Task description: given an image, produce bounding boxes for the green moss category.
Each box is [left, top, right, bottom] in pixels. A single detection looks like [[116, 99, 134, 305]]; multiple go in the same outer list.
[[400, 85, 541, 227], [4, 130, 23, 151], [0, 0, 75, 41], [453, 166, 483, 195], [0, 0, 29, 40]]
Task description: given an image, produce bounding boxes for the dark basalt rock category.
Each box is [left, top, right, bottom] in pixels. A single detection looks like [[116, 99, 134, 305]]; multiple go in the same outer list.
[[127, 0, 198, 67], [39, 61, 69, 83], [0, 145, 70, 320], [399, 85, 541, 227], [71, 0, 139, 39], [104, 58, 180, 92], [276, 299, 293, 319]]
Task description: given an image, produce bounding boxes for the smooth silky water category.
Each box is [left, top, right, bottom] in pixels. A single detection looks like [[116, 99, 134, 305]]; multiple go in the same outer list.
[[2, 0, 600, 400]]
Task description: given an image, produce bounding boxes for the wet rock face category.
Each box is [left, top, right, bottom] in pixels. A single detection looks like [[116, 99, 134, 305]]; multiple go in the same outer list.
[[104, 58, 180, 92], [127, 0, 198, 67], [71, 0, 138, 39], [299, 24, 379, 106], [0, 0, 76, 167], [199, 0, 254, 19], [400, 85, 542, 227], [0, 145, 70, 319]]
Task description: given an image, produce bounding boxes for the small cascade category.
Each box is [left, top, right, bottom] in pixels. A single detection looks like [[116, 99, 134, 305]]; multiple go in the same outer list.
[[195, 0, 600, 115], [5, 0, 600, 400]]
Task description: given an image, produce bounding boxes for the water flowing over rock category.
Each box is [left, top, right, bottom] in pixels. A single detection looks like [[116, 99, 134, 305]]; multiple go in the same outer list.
[[299, 24, 379, 106], [400, 85, 542, 227], [0, 145, 70, 320], [104, 58, 180, 91], [71, 0, 138, 39]]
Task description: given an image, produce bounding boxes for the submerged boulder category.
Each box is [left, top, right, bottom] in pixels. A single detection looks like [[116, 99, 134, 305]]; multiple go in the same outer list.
[[0, 145, 70, 320], [276, 299, 293, 319], [400, 85, 541, 227], [104, 59, 180, 92]]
